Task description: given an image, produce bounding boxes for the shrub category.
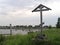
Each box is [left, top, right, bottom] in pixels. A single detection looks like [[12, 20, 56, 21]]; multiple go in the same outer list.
[[0, 35, 6, 45]]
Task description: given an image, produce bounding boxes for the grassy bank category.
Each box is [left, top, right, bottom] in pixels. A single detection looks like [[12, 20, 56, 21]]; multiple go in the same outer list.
[[0, 28, 60, 45]]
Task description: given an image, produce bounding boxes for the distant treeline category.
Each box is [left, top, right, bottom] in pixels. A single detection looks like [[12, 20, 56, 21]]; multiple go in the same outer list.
[[0, 25, 55, 29], [0, 25, 40, 29]]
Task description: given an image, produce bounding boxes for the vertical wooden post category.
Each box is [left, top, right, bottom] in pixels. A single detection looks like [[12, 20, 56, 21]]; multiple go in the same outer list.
[[10, 24, 12, 35], [40, 7, 43, 35]]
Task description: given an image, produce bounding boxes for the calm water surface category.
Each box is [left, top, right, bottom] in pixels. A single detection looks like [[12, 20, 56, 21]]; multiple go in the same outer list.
[[0, 29, 39, 35]]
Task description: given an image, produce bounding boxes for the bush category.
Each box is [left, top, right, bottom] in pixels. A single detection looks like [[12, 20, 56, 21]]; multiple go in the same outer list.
[[48, 25, 52, 29], [0, 35, 6, 45]]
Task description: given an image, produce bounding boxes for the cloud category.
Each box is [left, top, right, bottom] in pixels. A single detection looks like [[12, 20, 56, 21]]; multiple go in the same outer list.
[[1, 0, 34, 8], [0, 0, 60, 26]]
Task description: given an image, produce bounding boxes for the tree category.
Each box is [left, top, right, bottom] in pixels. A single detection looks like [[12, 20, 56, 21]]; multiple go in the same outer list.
[[28, 25, 32, 28], [48, 25, 52, 29], [56, 18, 60, 28], [27, 25, 32, 31]]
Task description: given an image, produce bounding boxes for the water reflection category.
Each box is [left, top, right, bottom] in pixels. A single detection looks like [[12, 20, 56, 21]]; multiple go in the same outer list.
[[0, 29, 39, 35]]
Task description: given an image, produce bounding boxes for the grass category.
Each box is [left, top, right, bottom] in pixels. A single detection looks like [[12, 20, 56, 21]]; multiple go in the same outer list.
[[0, 28, 60, 45], [1, 33, 36, 45]]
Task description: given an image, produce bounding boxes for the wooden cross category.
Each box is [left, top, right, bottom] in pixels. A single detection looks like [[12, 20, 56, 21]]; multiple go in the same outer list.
[[32, 4, 51, 35]]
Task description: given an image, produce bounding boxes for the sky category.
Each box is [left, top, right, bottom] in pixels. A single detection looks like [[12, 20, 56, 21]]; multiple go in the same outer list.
[[0, 0, 60, 26]]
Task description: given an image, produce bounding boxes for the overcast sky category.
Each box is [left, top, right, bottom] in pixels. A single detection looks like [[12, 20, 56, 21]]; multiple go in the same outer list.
[[0, 0, 60, 26]]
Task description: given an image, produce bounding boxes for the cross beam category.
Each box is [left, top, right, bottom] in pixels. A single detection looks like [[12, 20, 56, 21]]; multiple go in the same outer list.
[[32, 4, 51, 12]]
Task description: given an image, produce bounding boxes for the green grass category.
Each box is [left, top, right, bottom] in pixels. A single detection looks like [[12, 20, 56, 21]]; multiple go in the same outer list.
[[0, 28, 60, 45], [1, 33, 36, 45]]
